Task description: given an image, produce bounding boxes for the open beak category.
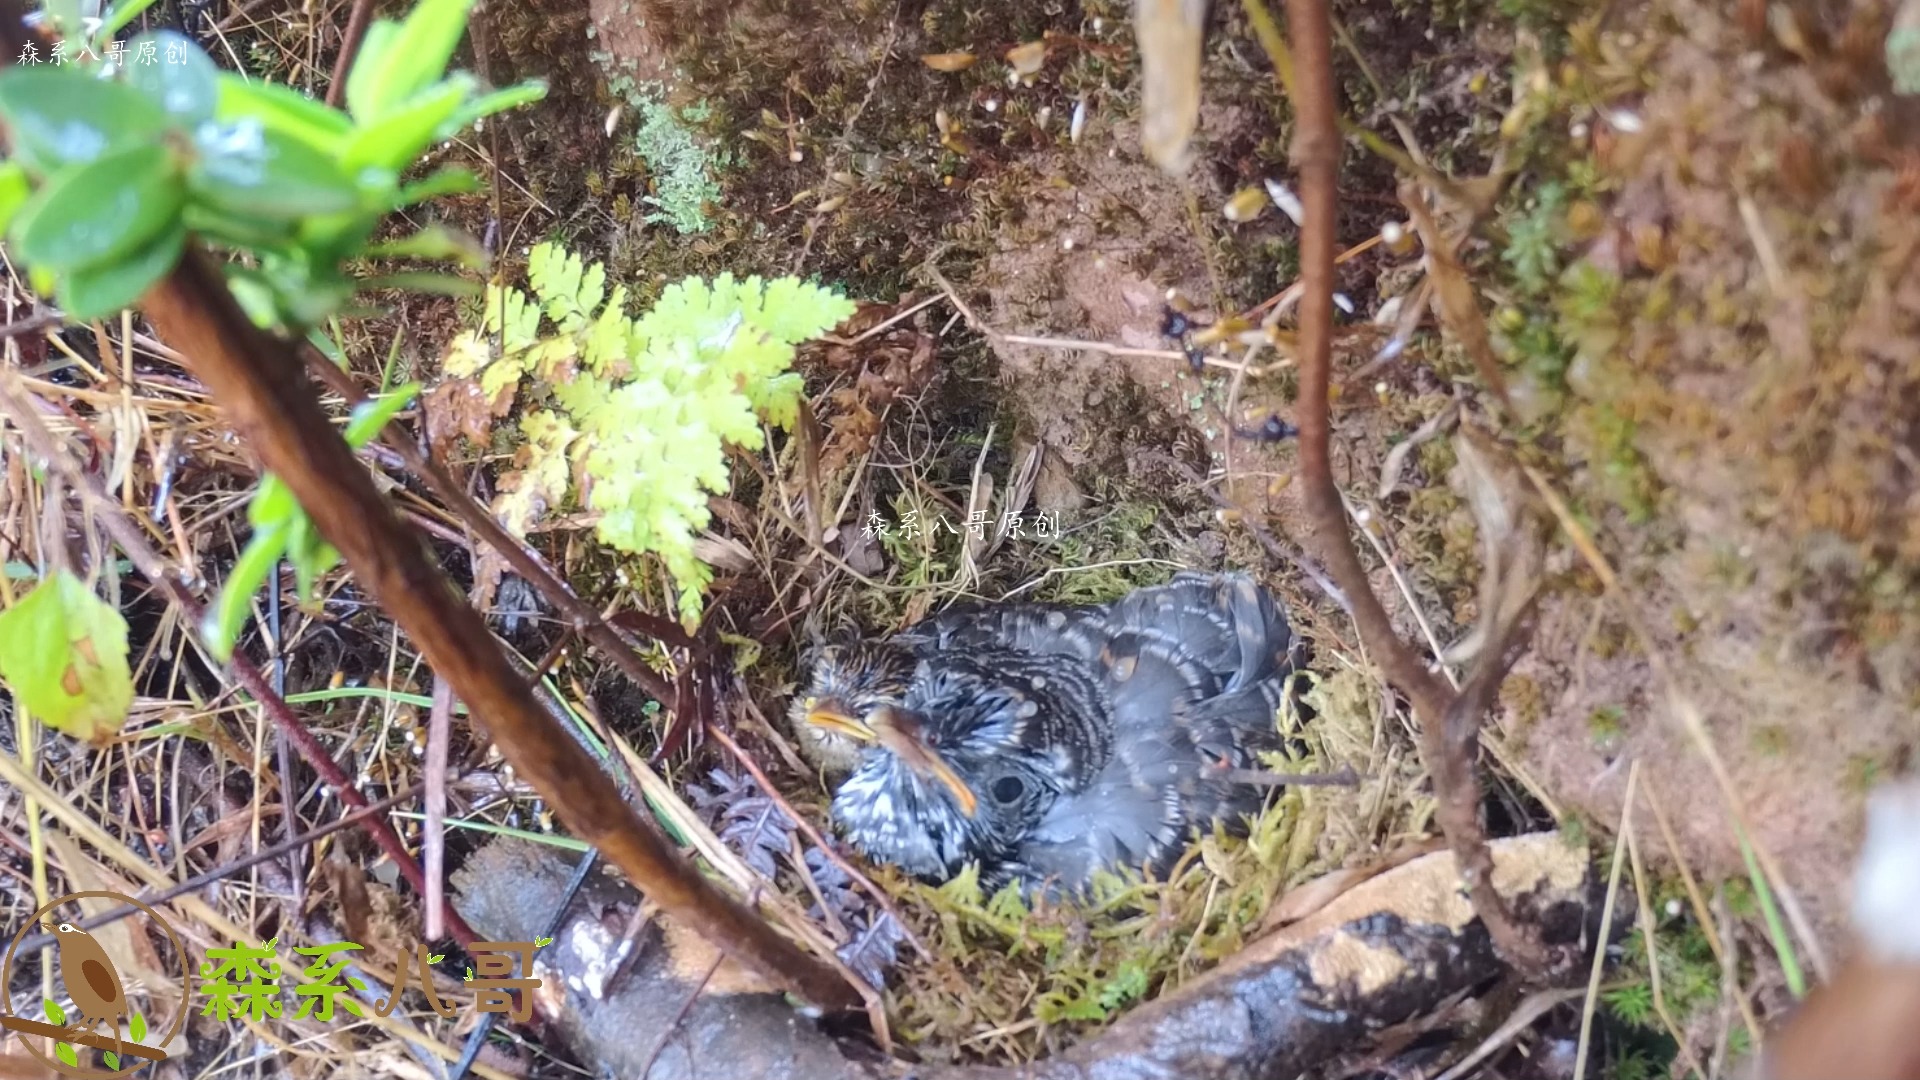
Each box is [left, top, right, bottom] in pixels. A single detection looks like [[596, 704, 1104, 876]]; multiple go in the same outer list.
[[804, 697, 876, 741], [867, 706, 979, 818]]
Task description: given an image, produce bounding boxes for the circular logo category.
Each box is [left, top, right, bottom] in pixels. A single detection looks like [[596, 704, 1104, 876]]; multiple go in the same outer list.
[[2, 892, 191, 1078]]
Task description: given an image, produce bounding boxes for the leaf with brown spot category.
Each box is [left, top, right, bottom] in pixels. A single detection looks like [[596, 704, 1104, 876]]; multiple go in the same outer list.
[[0, 570, 133, 744]]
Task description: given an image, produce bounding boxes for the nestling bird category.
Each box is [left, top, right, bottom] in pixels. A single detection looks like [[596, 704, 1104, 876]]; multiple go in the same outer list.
[[51, 921, 130, 1058], [790, 571, 1298, 893]]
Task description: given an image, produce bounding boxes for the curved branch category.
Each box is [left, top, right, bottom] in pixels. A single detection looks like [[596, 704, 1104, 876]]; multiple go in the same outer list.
[[1253, 0, 1549, 970], [136, 249, 860, 1010]]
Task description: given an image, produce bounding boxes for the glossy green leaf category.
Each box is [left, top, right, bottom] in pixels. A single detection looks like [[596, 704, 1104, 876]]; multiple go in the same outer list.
[[103, 1052, 121, 1070], [98, 0, 165, 41], [57, 221, 186, 320], [0, 67, 168, 174], [351, 0, 478, 120], [215, 76, 352, 156], [129, 1011, 148, 1042], [0, 162, 30, 237], [190, 118, 360, 219], [55, 1043, 77, 1068], [0, 570, 134, 743], [128, 31, 219, 123], [12, 143, 184, 273], [343, 19, 402, 120], [446, 78, 547, 133], [339, 75, 469, 173], [43, 999, 67, 1026], [202, 518, 288, 662]]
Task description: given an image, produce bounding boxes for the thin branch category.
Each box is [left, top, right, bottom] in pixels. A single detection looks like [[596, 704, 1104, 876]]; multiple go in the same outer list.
[[1250, 0, 1549, 970]]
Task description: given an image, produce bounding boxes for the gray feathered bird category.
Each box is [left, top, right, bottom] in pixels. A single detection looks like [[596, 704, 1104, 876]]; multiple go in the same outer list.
[[790, 571, 1297, 893]]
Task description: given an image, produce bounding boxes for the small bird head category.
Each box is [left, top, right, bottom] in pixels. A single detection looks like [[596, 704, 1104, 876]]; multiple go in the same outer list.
[[830, 672, 1059, 882], [791, 641, 920, 772]]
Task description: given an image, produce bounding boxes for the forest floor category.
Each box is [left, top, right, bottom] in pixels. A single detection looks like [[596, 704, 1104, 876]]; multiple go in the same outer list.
[[4, 0, 1917, 1076]]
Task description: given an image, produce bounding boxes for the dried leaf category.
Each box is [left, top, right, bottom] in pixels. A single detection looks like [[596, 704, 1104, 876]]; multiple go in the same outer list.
[[1136, 0, 1207, 173], [1401, 181, 1511, 407], [921, 51, 977, 72], [1261, 840, 1445, 931], [1223, 185, 1269, 222], [422, 377, 497, 458], [838, 911, 906, 988], [1006, 40, 1047, 77], [1440, 426, 1546, 666]]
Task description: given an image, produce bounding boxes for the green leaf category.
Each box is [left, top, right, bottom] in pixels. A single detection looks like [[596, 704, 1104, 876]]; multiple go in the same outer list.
[[44, 0, 81, 40], [56, 221, 186, 321], [43, 999, 66, 1025], [348, 0, 479, 121], [202, 519, 290, 662], [285, 514, 337, 603], [56, 1043, 77, 1068], [129, 1011, 147, 1041], [342, 19, 402, 120], [97, 0, 165, 41], [11, 143, 184, 273], [0, 161, 30, 237], [190, 118, 361, 220], [103, 1051, 121, 1069], [343, 382, 420, 447], [216, 76, 352, 156], [127, 31, 219, 123], [446, 79, 547, 132], [395, 166, 480, 207], [249, 475, 298, 527], [181, 201, 299, 252], [0, 67, 169, 174], [0, 570, 135, 743], [340, 75, 471, 173]]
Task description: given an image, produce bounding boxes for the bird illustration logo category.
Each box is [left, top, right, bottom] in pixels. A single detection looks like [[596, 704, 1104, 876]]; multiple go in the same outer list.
[[52, 922, 131, 1061], [1, 891, 191, 1078]]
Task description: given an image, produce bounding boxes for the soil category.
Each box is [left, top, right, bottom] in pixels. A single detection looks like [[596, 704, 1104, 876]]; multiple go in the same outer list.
[[554, 0, 1915, 1014]]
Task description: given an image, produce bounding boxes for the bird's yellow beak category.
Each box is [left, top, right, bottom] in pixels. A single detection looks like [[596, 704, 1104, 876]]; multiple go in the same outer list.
[[867, 705, 979, 818], [803, 697, 876, 741]]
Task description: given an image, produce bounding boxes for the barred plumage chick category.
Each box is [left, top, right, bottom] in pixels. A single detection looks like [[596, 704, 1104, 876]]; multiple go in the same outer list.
[[790, 572, 1298, 893]]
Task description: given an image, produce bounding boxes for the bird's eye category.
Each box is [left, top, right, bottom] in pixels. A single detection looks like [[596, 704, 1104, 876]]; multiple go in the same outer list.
[[56, 923, 74, 932], [991, 776, 1025, 804]]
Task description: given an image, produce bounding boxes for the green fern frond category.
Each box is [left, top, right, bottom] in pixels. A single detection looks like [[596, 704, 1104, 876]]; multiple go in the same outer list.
[[456, 244, 854, 626]]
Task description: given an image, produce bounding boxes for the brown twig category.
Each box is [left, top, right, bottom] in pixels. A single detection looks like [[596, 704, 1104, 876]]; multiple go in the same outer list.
[[1253, 0, 1549, 971], [135, 249, 857, 1009], [323, 0, 376, 108]]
